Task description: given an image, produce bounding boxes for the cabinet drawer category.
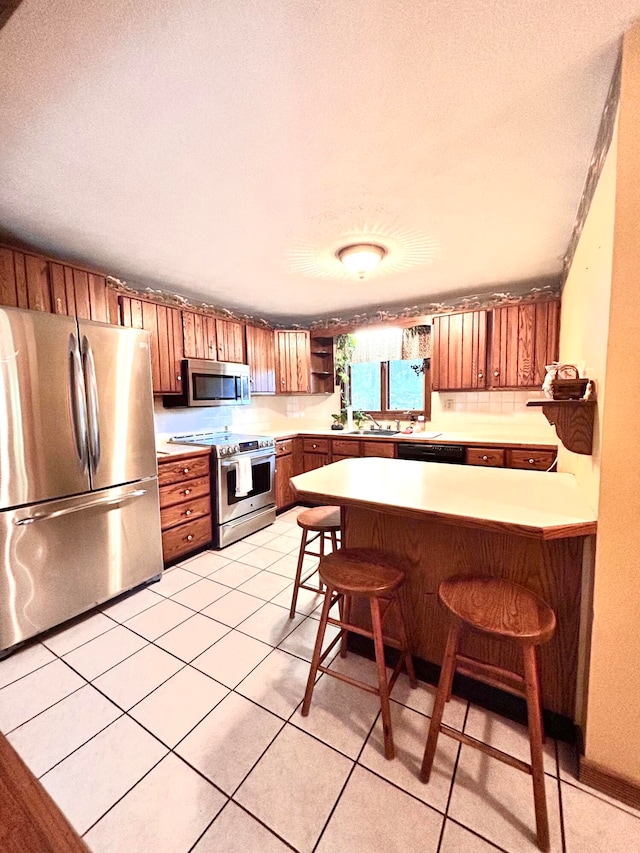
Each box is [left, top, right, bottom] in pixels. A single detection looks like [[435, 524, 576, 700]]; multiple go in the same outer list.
[[466, 447, 505, 467], [158, 455, 210, 487], [159, 476, 210, 509], [362, 441, 396, 458], [302, 438, 329, 454], [332, 439, 360, 457], [507, 449, 557, 471], [161, 515, 212, 563], [276, 439, 293, 457], [160, 496, 211, 531]]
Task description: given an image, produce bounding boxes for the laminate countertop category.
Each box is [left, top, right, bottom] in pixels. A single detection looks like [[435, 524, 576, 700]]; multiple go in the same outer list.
[[254, 427, 558, 449], [290, 456, 596, 540]]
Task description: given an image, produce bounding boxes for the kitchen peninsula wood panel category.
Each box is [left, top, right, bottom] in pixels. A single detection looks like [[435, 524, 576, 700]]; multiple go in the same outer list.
[[246, 325, 276, 393], [291, 457, 597, 718]]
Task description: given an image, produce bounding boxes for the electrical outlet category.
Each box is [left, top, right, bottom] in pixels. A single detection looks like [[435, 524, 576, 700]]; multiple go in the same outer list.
[[443, 398, 454, 411]]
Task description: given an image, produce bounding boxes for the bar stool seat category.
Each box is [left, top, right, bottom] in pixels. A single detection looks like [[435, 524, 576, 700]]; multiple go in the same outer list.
[[288, 506, 341, 619], [301, 548, 417, 760], [421, 575, 556, 852]]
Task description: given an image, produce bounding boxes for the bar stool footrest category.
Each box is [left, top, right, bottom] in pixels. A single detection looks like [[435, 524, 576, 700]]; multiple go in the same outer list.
[[439, 724, 532, 775]]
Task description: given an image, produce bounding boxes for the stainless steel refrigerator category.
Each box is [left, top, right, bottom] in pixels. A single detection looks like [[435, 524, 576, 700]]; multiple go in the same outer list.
[[0, 306, 163, 655]]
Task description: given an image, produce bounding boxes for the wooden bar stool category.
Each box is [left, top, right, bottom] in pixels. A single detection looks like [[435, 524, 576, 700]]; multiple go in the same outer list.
[[301, 547, 417, 760], [420, 575, 556, 852], [288, 506, 341, 619]]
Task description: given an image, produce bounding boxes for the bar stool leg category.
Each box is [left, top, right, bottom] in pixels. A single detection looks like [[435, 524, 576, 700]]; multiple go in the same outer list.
[[301, 585, 334, 716], [371, 597, 394, 760], [523, 644, 550, 853], [393, 593, 417, 688], [420, 619, 461, 782], [339, 593, 351, 658], [289, 528, 309, 619], [330, 529, 338, 552]]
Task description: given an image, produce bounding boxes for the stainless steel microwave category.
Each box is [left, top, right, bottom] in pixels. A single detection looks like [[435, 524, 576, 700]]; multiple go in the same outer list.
[[163, 359, 251, 407]]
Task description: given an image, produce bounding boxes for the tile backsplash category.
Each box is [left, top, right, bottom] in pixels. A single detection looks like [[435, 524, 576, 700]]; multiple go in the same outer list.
[[154, 392, 341, 440], [431, 389, 548, 426]]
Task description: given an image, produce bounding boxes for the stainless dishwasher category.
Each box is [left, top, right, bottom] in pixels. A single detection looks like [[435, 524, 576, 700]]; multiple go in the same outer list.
[[397, 443, 466, 464]]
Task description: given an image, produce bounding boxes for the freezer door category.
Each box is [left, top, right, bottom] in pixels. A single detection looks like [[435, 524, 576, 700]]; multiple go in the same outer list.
[[78, 319, 157, 491], [0, 307, 91, 509], [0, 477, 163, 651]]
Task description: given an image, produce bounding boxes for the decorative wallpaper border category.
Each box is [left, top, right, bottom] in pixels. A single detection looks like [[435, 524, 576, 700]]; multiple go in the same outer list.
[[107, 274, 561, 333], [561, 46, 622, 286]]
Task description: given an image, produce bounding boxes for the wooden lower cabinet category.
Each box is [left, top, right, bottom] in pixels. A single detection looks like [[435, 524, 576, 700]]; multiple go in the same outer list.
[[302, 437, 330, 472], [466, 447, 506, 467], [275, 450, 296, 509], [506, 449, 557, 471], [362, 440, 396, 458], [158, 453, 212, 563]]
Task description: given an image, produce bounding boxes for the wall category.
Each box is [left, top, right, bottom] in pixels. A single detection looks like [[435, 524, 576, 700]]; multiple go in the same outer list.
[[430, 389, 556, 440], [557, 116, 617, 510], [582, 23, 640, 786], [154, 391, 340, 441]]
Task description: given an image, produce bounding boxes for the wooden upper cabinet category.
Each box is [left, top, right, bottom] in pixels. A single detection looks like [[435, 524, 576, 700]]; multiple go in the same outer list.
[[490, 300, 560, 388], [431, 310, 487, 391], [0, 248, 51, 312], [182, 310, 217, 360], [246, 325, 276, 394], [275, 330, 311, 394], [120, 296, 183, 394], [216, 318, 245, 363], [49, 262, 115, 323]]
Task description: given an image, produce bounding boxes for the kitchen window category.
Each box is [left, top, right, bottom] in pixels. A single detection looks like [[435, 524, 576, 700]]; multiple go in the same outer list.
[[350, 358, 431, 417]]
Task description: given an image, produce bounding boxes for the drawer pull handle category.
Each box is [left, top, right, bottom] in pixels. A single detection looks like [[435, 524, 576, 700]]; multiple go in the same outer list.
[[482, 455, 488, 461], [185, 510, 192, 517], [184, 488, 191, 495], [183, 467, 189, 474], [186, 534, 194, 542], [312, 444, 317, 449], [529, 458, 535, 464]]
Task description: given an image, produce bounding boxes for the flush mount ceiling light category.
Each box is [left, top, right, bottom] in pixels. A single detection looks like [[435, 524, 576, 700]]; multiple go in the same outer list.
[[336, 243, 387, 279]]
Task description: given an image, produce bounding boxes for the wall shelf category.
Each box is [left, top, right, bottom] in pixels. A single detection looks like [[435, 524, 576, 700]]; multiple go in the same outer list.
[[526, 400, 596, 455]]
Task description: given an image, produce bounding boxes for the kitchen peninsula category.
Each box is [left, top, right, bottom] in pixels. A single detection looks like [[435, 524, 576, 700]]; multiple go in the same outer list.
[[291, 457, 597, 723]]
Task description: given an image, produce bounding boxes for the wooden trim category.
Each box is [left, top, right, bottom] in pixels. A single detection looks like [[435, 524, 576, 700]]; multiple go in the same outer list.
[[579, 757, 640, 811], [0, 1, 22, 31], [0, 733, 88, 852]]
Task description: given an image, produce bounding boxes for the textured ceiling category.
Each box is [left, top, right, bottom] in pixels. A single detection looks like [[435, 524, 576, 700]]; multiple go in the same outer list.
[[0, 1, 638, 323]]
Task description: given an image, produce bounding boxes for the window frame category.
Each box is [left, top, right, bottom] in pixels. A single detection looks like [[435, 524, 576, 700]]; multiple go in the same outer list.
[[349, 358, 432, 419]]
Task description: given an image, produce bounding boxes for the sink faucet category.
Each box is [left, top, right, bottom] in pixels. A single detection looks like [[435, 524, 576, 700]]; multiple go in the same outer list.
[[363, 412, 383, 430]]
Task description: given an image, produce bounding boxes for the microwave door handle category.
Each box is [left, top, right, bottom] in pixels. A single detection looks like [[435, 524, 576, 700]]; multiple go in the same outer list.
[[81, 336, 101, 474], [68, 333, 89, 473]]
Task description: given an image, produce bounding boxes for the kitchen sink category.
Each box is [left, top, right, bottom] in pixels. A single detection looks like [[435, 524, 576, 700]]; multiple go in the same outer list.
[[345, 428, 400, 436]]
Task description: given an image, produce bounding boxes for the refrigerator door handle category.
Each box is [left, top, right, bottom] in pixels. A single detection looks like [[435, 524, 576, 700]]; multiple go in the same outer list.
[[82, 335, 101, 475], [69, 333, 89, 473], [14, 489, 148, 526]]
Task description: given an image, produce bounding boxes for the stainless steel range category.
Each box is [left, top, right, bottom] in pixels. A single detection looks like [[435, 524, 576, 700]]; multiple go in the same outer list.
[[170, 431, 276, 549]]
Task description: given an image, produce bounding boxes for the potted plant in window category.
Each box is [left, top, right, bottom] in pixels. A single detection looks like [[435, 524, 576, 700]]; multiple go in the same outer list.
[[331, 410, 347, 430]]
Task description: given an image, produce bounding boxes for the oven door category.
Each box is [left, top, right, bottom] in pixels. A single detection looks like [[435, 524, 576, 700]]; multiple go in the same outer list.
[[215, 450, 275, 524]]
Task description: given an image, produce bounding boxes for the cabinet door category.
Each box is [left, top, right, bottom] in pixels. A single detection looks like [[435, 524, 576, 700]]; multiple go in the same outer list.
[[49, 263, 111, 323], [246, 325, 276, 393], [121, 297, 183, 394], [275, 330, 311, 393], [216, 318, 245, 363], [490, 301, 560, 388], [431, 311, 487, 390], [1, 251, 52, 312], [275, 452, 295, 509], [302, 452, 329, 472], [183, 311, 216, 359]]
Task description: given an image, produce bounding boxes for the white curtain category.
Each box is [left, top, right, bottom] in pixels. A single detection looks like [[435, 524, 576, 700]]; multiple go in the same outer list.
[[351, 325, 431, 363]]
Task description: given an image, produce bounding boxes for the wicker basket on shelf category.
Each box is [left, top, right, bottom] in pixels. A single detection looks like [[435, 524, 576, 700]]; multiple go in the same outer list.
[[550, 377, 589, 400]]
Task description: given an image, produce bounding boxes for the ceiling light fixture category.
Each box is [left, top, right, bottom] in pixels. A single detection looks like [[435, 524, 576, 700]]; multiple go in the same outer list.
[[336, 243, 387, 279]]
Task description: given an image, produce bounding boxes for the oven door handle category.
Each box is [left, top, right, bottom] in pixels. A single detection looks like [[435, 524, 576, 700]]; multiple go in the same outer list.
[[219, 453, 275, 469]]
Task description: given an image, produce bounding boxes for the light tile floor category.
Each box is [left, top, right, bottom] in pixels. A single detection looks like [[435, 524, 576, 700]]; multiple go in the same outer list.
[[0, 505, 638, 852]]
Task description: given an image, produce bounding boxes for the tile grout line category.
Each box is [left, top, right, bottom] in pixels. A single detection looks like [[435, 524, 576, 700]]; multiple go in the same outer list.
[[556, 739, 568, 853], [436, 701, 466, 853]]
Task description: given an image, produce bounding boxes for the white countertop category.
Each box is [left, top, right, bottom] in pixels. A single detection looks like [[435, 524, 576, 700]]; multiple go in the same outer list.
[[250, 426, 558, 448], [291, 457, 595, 539]]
